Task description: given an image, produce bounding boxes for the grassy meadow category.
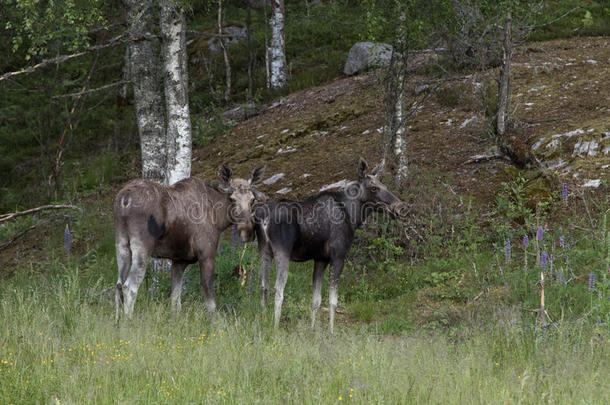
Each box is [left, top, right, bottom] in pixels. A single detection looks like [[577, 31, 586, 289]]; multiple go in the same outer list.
[[0, 265, 607, 404]]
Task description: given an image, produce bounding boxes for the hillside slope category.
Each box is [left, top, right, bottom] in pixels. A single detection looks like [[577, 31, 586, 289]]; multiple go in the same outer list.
[[192, 36, 608, 204]]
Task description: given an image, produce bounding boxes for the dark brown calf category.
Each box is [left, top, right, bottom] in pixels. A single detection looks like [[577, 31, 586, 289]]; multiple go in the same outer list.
[[254, 159, 405, 332], [114, 165, 265, 320]]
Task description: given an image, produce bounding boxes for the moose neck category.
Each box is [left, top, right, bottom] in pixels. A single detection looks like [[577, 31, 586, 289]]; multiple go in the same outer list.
[[340, 184, 371, 233], [211, 194, 233, 232]]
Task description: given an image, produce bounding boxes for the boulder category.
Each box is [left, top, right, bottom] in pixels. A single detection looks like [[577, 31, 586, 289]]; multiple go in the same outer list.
[[208, 25, 248, 53], [343, 42, 393, 75]]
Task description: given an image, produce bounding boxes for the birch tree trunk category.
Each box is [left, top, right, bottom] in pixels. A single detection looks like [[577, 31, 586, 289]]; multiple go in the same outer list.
[[217, 0, 232, 103], [269, 0, 287, 89], [381, 12, 409, 188], [124, 0, 167, 183], [160, 0, 192, 185], [263, 0, 271, 88], [496, 12, 512, 137]]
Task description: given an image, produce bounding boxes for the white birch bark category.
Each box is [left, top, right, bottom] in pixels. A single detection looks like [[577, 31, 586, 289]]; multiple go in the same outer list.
[[269, 0, 287, 89], [263, 0, 271, 88], [160, 0, 192, 185], [124, 0, 166, 183], [217, 0, 232, 102], [497, 12, 512, 137], [381, 12, 408, 187]]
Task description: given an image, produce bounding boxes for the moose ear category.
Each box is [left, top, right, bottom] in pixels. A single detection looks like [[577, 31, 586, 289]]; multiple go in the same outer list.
[[210, 180, 232, 194], [252, 188, 268, 202], [249, 165, 266, 184], [357, 158, 368, 180], [371, 163, 382, 178], [219, 164, 232, 185]]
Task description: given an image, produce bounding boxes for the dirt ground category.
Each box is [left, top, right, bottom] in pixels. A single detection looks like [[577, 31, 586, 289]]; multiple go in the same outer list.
[[192, 36, 609, 206]]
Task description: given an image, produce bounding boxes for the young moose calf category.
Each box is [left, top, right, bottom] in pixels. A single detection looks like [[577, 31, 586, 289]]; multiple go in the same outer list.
[[114, 165, 265, 320], [255, 158, 405, 333]]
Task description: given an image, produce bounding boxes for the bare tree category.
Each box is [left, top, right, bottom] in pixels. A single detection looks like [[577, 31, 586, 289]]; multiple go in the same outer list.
[[124, 0, 167, 184], [217, 0, 232, 103], [269, 0, 287, 88], [381, 12, 409, 189], [246, 0, 254, 98], [263, 0, 271, 88], [496, 12, 512, 137], [160, 0, 192, 184]]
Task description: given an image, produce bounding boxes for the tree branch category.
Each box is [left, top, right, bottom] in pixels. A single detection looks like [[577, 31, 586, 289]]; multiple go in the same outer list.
[[0, 32, 127, 83], [52, 81, 129, 99], [0, 223, 40, 251], [0, 204, 81, 223]]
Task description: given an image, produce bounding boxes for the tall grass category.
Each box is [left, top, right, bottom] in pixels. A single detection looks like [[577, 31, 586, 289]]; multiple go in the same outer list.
[[1, 249, 608, 404]]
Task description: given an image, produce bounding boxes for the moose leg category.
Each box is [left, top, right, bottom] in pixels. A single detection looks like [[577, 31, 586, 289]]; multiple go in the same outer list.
[[115, 236, 131, 322], [199, 256, 216, 313], [260, 253, 273, 309], [328, 257, 345, 334], [170, 261, 188, 312], [273, 253, 290, 330], [122, 240, 150, 318], [311, 260, 328, 328]]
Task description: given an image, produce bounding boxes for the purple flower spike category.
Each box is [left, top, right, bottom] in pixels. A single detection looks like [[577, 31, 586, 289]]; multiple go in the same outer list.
[[504, 239, 511, 263], [559, 236, 565, 249], [523, 235, 529, 248], [561, 183, 568, 203], [231, 225, 239, 247], [64, 224, 71, 256], [536, 227, 544, 241], [540, 252, 547, 270], [588, 273, 596, 291]]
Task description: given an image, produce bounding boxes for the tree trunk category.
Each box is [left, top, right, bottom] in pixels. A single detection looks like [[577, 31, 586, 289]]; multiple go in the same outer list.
[[124, 0, 167, 183], [269, 0, 287, 89], [160, 0, 192, 185], [246, 0, 254, 98], [381, 12, 409, 188], [217, 0, 232, 103], [263, 0, 271, 88], [497, 12, 512, 137]]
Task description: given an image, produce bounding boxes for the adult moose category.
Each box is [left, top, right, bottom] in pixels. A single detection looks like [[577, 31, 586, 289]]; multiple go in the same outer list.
[[255, 158, 405, 333], [114, 165, 265, 320]]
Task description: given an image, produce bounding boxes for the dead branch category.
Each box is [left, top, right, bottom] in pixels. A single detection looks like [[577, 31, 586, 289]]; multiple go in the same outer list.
[[530, 6, 583, 29], [0, 224, 40, 251], [52, 81, 128, 99], [0, 32, 127, 83], [462, 153, 510, 165], [48, 54, 99, 188], [186, 30, 238, 38], [0, 204, 81, 223]]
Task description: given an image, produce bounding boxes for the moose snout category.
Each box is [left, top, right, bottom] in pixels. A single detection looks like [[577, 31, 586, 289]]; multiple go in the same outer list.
[[391, 202, 408, 218]]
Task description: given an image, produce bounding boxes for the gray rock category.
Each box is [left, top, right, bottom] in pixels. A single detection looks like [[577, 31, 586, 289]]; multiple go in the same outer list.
[[414, 84, 429, 95], [276, 187, 292, 195], [263, 173, 285, 185], [343, 42, 393, 75], [208, 25, 248, 53]]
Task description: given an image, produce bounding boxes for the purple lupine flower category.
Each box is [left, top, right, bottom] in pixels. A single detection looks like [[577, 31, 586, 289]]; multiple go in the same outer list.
[[561, 183, 568, 204], [588, 273, 596, 291], [536, 227, 544, 241], [64, 224, 71, 256], [559, 236, 565, 249], [504, 239, 511, 263], [540, 252, 547, 270], [231, 225, 239, 247], [523, 235, 529, 248], [217, 245, 223, 253]]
